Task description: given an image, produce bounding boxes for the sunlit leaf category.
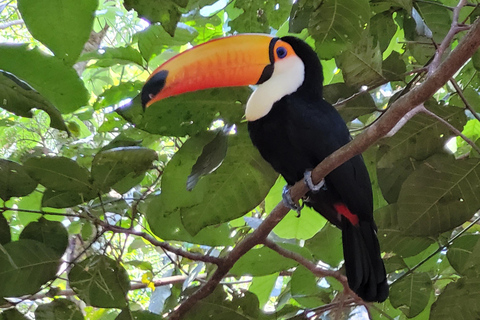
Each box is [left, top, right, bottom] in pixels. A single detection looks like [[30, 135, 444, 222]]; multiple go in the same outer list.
[[17, 0, 97, 65], [390, 273, 432, 318], [0, 44, 89, 113]]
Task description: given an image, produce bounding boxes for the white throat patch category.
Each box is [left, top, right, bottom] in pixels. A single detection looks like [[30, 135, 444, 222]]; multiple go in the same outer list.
[[245, 55, 305, 121]]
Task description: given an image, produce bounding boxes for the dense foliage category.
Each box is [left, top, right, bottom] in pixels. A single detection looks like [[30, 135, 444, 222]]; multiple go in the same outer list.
[[1, 0, 480, 319]]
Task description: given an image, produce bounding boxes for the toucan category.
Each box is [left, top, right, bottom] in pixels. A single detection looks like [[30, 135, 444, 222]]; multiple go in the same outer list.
[[140, 34, 388, 302]]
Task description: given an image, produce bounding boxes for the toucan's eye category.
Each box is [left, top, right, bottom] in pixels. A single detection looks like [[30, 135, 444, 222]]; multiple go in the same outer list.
[[276, 46, 287, 59]]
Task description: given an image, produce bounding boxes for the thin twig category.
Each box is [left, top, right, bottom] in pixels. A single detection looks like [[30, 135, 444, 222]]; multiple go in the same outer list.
[[419, 104, 480, 154], [449, 77, 480, 122]]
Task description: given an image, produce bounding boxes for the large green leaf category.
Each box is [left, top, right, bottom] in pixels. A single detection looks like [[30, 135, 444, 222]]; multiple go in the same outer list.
[[336, 32, 384, 88], [117, 88, 249, 137], [248, 273, 278, 309], [398, 154, 480, 237], [229, 0, 291, 33], [0, 159, 37, 201], [0, 239, 60, 297], [19, 218, 68, 258], [370, 11, 397, 52], [116, 310, 162, 320], [69, 255, 130, 308], [0, 71, 68, 132], [447, 234, 480, 276], [136, 24, 198, 62], [34, 299, 84, 320], [91, 147, 157, 193], [0, 44, 89, 113], [430, 277, 480, 320], [41, 188, 97, 209], [17, 0, 97, 65], [308, 0, 371, 59], [304, 223, 343, 267], [24, 156, 94, 193], [377, 103, 467, 202], [323, 83, 377, 122], [389, 272, 432, 318], [375, 204, 434, 257], [157, 125, 277, 235], [415, 2, 451, 43], [146, 195, 234, 246]]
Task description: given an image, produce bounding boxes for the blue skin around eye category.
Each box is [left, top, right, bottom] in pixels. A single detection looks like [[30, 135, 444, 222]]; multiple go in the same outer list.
[[276, 47, 287, 59]]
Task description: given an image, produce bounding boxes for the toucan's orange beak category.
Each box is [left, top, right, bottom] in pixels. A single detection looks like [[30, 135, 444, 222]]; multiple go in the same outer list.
[[141, 34, 276, 107]]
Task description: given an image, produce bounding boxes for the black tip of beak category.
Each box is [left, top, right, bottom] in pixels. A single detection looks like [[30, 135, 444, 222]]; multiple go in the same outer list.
[[141, 70, 169, 107]]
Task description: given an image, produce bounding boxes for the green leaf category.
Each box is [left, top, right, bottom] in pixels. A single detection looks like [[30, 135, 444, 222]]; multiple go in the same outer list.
[[398, 154, 480, 237], [0, 45, 89, 113], [69, 255, 130, 308], [336, 32, 384, 88], [377, 103, 467, 202], [415, 2, 451, 43], [375, 204, 434, 257], [17, 0, 97, 65], [390, 272, 432, 318], [291, 266, 330, 308], [146, 195, 234, 246], [136, 23, 198, 62], [248, 273, 278, 309], [91, 147, 157, 192], [117, 88, 249, 137], [187, 126, 229, 191], [228, 0, 270, 33], [308, 0, 371, 59], [0, 239, 60, 297], [24, 156, 94, 193], [79, 47, 144, 68], [93, 81, 143, 110], [0, 214, 11, 245], [430, 277, 480, 320], [231, 245, 300, 277], [370, 11, 397, 52], [42, 188, 97, 209], [0, 159, 37, 201], [35, 299, 84, 320], [447, 234, 480, 276], [0, 71, 68, 132], [323, 83, 377, 122], [305, 223, 344, 267], [382, 51, 407, 82], [0, 309, 28, 320], [160, 125, 277, 235], [123, 0, 186, 36], [19, 218, 68, 258]]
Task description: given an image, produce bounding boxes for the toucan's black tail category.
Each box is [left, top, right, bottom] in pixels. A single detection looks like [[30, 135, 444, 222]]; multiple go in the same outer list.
[[342, 220, 388, 302]]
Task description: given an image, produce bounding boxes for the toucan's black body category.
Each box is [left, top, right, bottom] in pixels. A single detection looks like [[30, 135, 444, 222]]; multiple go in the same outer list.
[[248, 37, 388, 302]]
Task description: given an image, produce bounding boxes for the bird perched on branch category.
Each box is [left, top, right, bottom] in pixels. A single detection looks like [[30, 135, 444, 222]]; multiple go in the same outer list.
[[140, 34, 388, 302]]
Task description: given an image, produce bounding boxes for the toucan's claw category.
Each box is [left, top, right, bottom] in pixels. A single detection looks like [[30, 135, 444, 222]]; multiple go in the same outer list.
[[282, 185, 304, 216], [304, 170, 325, 193]]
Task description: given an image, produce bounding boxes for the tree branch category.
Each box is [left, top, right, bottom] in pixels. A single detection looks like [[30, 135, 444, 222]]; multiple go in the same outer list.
[[0, 19, 23, 30]]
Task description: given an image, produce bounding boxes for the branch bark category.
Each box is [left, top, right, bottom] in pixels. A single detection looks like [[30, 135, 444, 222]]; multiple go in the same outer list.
[[168, 17, 480, 320]]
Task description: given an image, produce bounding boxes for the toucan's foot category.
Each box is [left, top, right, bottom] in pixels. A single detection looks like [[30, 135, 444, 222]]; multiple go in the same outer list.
[[282, 185, 303, 217], [304, 170, 325, 193]]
